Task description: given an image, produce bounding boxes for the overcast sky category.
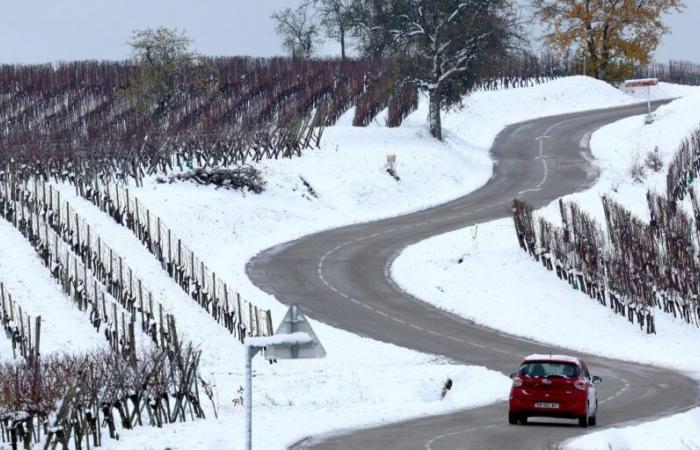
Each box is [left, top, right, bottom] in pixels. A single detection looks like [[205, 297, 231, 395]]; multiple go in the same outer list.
[[0, 0, 697, 64]]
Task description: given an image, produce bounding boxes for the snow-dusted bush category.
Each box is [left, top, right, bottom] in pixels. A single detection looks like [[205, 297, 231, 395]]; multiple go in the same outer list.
[[645, 147, 664, 173], [667, 125, 700, 203], [159, 166, 266, 193], [0, 342, 204, 449], [629, 153, 647, 183]]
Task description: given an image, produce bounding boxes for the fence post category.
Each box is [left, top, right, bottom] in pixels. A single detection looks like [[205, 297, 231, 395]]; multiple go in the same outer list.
[[249, 303, 254, 337], [266, 310, 273, 336], [178, 239, 182, 269], [167, 228, 172, 272], [75, 212, 80, 253], [119, 257, 124, 302], [212, 272, 217, 312], [113, 303, 119, 354], [34, 316, 41, 360], [87, 224, 92, 270], [255, 308, 260, 337], [139, 280, 144, 328], [159, 303, 165, 348], [65, 202, 71, 239], [135, 197, 141, 240], [147, 209, 151, 252], [237, 293, 243, 327], [18, 306, 26, 357], [200, 261, 206, 305], [121, 312, 127, 354]]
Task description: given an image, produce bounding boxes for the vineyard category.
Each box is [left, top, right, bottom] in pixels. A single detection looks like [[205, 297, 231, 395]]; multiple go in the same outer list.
[[0, 53, 605, 178], [512, 123, 700, 335], [3, 55, 697, 180], [0, 159, 280, 446], [1, 52, 699, 447], [635, 60, 700, 87]]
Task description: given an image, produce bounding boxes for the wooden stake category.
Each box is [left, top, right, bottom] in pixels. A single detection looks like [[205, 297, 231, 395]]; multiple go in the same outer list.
[[34, 316, 41, 360]]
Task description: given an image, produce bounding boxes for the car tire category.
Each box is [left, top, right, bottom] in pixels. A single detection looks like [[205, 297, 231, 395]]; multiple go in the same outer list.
[[508, 413, 518, 425], [588, 414, 597, 426], [578, 416, 589, 428], [588, 402, 598, 426]]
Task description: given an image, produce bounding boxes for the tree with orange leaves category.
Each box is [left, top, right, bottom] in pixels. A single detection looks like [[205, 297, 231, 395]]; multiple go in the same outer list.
[[532, 0, 685, 81]]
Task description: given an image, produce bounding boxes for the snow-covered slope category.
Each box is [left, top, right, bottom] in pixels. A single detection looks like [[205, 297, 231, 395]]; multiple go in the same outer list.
[[100, 76, 649, 449], [540, 91, 700, 225], [393, 90, 700, 370], [0, 76, 672, 449], [565, 408, 700, 450], [392, 86, 700, 450], [0, 219, 104, 356], [127, 76, 639, 319]]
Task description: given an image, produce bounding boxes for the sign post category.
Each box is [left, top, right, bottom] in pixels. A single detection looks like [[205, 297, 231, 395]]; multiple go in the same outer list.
[[624, 78, 659, 124], [243, 304, 326, 450]]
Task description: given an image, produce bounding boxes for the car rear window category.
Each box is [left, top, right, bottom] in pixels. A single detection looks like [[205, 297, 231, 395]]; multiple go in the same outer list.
[[518, 362, 580, 378]]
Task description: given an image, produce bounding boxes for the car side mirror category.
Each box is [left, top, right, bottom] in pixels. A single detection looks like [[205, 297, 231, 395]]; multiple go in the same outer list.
[[591, 376, 602, 384], [510, 372, 517, 379]]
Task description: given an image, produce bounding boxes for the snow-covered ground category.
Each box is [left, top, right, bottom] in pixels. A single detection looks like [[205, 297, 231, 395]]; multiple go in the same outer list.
[[393, 216, 700, 373], [0, 218, 104, 357], [128, 76, 638, 319], [110, 77, 666, 449], [1, 76, 683, 449], [564, 408, 700, 450], [51, 169, 512, 450], [392, 85, 700, 449]]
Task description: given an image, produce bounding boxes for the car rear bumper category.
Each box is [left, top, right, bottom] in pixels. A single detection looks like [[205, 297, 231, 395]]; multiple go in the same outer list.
[[509, 393, 587, 418]]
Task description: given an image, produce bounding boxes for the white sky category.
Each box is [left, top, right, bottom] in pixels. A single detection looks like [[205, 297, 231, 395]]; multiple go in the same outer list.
[[0, 0, 697, 64]]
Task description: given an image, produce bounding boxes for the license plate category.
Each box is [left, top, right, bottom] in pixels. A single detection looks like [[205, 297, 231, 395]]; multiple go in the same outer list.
[[535, 402, 559, 409]]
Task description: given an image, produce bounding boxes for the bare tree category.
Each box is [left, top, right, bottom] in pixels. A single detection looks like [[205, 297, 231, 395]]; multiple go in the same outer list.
[[312, 0, 354, 60], [347, 0, 394, 58], [272, 5, 322, 60], [351, 0, 522, 140]]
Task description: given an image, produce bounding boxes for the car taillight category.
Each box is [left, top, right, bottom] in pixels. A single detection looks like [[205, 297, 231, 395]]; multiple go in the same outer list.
[[574, 379, 587, 391], [513, 377, 523, 387]]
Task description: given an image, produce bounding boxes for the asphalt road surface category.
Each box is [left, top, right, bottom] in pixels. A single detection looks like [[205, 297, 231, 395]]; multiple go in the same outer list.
[[247, 101, 699, 450]]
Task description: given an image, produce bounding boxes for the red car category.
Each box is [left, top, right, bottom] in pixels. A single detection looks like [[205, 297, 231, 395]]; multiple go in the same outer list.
[[509, 354, 601, 427]]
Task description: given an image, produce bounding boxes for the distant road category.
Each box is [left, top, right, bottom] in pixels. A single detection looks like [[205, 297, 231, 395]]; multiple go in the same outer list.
[[248, 100, 699, 450]]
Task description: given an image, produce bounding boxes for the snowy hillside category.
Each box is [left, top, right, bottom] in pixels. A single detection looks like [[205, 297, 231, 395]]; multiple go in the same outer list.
[[392, 86, 700, 449], [102, 76, 658, 449], [0, 76, 680, 449], [0, 218, 106, 355]]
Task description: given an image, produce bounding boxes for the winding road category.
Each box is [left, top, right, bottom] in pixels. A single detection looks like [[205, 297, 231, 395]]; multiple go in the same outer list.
[[247, 100, 699, 450]]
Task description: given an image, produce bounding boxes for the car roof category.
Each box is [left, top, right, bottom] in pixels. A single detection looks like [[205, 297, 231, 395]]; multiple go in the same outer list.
[[523, 354, 581, 365]]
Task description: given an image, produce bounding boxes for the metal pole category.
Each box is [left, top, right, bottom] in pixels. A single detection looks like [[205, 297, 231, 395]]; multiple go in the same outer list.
[[291, 304, 299, 359], [245, 345, 259, 450], [647, 86, 651, 115]]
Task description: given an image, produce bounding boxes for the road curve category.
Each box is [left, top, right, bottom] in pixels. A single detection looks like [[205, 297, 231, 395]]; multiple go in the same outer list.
[[247, 101, 699, 450]]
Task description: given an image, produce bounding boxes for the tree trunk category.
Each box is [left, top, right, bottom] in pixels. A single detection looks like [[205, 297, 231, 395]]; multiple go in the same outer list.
[[586, 35, 599, 79], [585, 18, 600, 79], [428, 89, 443, 141], [340, 30, 346, 61], [600, 24, 611, 80]]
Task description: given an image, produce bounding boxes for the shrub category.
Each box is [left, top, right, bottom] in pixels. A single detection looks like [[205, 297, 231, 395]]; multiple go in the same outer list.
[[645, 147, 664, 173], [629, 153, 646, 183], [159, 166, 266, 193]]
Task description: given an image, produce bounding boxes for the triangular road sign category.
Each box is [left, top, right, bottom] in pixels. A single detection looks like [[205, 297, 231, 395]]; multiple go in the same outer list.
[[266, 304, 326, 360]]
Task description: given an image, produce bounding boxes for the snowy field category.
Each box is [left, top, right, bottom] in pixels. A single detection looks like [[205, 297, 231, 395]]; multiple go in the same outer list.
[[564, 408, 700, 450], [392, 85, 700, 449], [115, 77, 679, 449], [0, 218, 104, 356], [0, 76, 686, 449]]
